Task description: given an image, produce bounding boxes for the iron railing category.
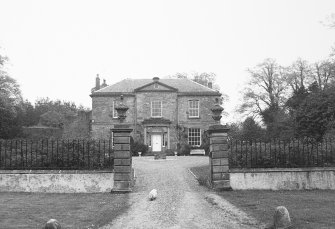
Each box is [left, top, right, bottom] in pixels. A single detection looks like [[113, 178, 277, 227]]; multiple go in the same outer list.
[[229, 138, 335, 169], [0, 139, 114, 170]]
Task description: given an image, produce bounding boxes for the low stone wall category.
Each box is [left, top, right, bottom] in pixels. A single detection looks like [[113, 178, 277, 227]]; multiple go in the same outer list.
[[230, 167, 335, 190], [0, 170, 114, 193]]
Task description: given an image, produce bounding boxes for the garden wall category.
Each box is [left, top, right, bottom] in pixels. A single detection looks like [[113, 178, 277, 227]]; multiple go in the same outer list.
[[0, 170, 114, 193], [230, 167, 335, 190]]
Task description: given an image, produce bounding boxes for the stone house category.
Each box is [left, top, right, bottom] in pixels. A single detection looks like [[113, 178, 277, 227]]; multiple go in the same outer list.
[[90, 76, 221, 152]]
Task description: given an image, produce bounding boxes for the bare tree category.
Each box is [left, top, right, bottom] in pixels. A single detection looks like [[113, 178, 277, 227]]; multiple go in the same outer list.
[[0, 54, 22, 106], [169, 71, 229, 105], [0, 52, 24, 138], [171, 71, 217, 89], [313, 60, 335, 90], [285, 58, 313, 93], [239, 59, 288, 117], [173, 72, 188, 79], [322, 13, 335, 28]]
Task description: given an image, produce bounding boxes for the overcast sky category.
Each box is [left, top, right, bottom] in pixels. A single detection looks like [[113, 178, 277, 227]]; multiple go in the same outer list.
[[0, 0, 334, 123]]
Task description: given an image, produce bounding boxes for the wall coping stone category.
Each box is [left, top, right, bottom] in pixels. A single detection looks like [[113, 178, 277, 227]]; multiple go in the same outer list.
[[0, 170, 113, 174], [230, 167, 335, 173]]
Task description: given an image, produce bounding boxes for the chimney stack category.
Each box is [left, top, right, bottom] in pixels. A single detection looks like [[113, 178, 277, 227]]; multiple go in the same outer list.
[[208, 82, 213, 89], [95, 74, 100, 90], [153, 77, 160, 82]]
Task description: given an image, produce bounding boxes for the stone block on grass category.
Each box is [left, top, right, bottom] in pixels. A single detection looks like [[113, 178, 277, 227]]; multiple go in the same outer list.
[[273, 206, 291, 229]]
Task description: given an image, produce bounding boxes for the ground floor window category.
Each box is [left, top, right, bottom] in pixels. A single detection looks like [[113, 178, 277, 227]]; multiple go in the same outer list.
[[188, 128, 201, 146]]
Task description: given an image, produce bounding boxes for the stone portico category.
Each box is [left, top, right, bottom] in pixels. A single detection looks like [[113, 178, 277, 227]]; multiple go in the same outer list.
[[143, 118, 171, 152]]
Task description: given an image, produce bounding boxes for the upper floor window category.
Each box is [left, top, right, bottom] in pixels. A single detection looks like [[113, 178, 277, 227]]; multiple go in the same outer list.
[[188, 100, 199, 118], [188, 128, 201, 146], [112, 101, 118, 118], [151, 101, 162, 117]]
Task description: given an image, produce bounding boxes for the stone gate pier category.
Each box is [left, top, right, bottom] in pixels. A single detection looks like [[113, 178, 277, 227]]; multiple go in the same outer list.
[[208, 104, 231, 190], [111, 95, 134, 192], [112, 126, 133, 192]]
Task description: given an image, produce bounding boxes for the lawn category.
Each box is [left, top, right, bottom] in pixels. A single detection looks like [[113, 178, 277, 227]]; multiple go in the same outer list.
[[0, 192, 130, 229], [190, 165, 335, 229]]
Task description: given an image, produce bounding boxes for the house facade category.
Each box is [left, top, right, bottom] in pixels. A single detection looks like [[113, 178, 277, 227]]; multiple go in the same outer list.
[[90, 76, 221, 152]]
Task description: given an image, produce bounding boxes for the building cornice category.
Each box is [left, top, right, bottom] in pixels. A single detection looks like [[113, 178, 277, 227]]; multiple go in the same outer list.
[[90, 92, 135, 97], [90, 91, 221, 98], [177, 92, 221, 96]]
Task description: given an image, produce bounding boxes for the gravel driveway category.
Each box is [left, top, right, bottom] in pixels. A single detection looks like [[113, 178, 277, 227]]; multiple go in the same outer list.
[[100, 156, 261, 229]]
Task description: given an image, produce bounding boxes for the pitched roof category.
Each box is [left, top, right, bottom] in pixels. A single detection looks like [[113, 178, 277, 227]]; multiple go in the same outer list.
[[92, 78, 221, 95]]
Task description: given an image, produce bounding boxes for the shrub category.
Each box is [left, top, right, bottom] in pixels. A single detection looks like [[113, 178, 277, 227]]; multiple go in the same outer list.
[[190, 166, 211, 187], [178, 143, 191, 155], [164, 149, 175, 156], [201, 131, 210, 155], [197, 175, 211, 187], [130, 140, 148, 156]]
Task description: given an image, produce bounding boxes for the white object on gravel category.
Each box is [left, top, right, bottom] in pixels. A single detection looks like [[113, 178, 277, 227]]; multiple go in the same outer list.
[[44, 219, 61, 229], [148, 189, 157, 201]]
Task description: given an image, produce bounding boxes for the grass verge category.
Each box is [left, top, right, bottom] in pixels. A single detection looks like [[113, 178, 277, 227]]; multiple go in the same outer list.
[[190, 165, 335, 229], [189, 165, 211, 187], [0, 192, 130, 229]]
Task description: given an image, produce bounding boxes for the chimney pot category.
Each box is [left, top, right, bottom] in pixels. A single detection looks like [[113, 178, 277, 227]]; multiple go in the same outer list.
[[101, 79, 107, 88], [208, 82, 213, 89]]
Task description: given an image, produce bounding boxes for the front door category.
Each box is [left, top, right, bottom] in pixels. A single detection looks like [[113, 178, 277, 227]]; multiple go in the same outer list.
[[152, 134, 162, 152]]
